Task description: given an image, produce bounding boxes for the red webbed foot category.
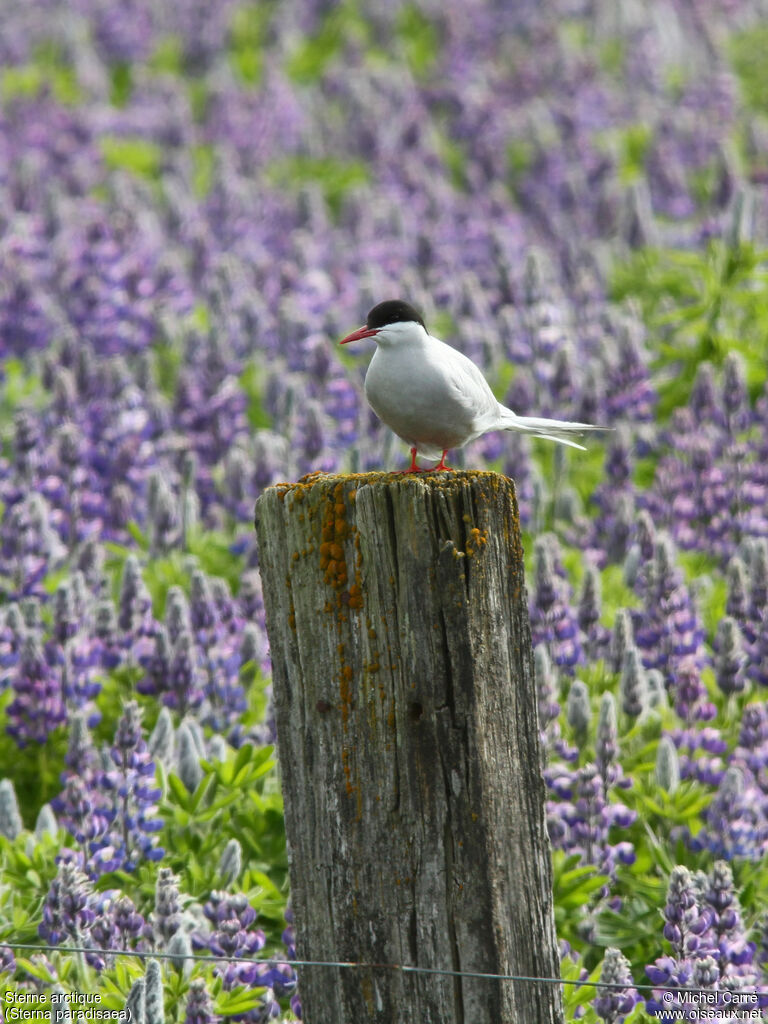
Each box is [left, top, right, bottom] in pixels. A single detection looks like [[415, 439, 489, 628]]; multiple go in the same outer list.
[[428, 451, 454, 472], [395, 447, 427, 474]]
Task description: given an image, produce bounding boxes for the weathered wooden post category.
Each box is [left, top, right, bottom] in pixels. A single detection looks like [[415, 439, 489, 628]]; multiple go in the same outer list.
[[255, 471, 563, 1024]]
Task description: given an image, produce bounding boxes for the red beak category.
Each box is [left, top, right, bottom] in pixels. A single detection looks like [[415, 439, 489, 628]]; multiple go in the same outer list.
[[339, 325, 379, 345]]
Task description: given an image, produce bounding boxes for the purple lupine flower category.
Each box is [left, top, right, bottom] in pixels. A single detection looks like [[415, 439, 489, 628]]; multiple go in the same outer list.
[[75, 537, 106, 593], [166, 631, 206, 717], [96, 701, 164, 875], [674, 656, 716, 722], [589, 429, 636, 565], [634, 510, 657, 565], [148, 473, 181, 554], [150, 867, 182, 949], [282, 906, 296, 961], [237, 571, 266, 627], [190, 569, 221, 643], [689, 362, 723, 428], [691, 956, 721, 1000], [90, 892, 145, 970], [0, 943, 15, 976], [577, 565, 609, 660], [53, 710, 111, 851], [704, 861, 755, 973], [722, 351, 750, 434], [0, 603, 25, 679], [12, 410, 40, 483], [165, 587, 192, 645], [738, 702, 768, 755], [593, 947, 639, 1024], [692, 766, 768, 860], [528, 536, 583, 673], [534, 644, 561, 740], [661, 866, 715, 962], [547, 763, 635, 877], [64, 711, 99, 779], [714, 616, 748, 695], [618, 647, 647, 719], [0, 494, 66, 599], [93, 600, 122, 670], [6, 634, 66, 747], [209, 577, 234, 629], [53, 774, 111, 860], [194, 891, 270, 1016], [113, 895, 146, 947], [118, 556, 154, 640], [608, 609, 634, 675], [138, 625, 172, 698], [748, 609, 768, 689], [39, 859, 95, 946], [51, 581, 78, 647], [184, 979, 219, 1024], [634, 535, 710, 717], [748, 541, 768, 629], [669, 727, 726, 787], [726, 556, 749, 621]]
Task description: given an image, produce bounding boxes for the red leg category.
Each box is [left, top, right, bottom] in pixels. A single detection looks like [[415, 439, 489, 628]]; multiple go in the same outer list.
[[429, 450, 454, 472], [395, 447, 425, 474]]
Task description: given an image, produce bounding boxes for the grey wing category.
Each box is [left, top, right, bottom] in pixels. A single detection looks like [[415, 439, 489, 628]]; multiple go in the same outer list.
[[441, 345, 500, 426]]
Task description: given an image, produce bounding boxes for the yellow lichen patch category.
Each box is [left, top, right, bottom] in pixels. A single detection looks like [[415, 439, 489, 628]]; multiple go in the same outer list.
[[466, 526, 489, 557], [319, 487, 351, 587]]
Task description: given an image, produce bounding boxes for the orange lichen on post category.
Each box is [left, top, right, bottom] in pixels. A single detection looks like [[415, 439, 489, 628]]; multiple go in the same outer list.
[[466, 526, 489, 557], [318, 480, 361, 606]]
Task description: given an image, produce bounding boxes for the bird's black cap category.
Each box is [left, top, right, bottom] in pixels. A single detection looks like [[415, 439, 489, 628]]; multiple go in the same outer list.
[[366, 299, 426, 331]]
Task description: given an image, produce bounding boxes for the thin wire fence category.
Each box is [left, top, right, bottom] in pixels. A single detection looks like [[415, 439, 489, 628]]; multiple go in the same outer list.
[[3, 939, 766, 1001]]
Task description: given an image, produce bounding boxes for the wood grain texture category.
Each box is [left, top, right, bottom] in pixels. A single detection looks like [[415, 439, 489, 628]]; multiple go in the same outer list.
[[255, 470, 563, 1024]]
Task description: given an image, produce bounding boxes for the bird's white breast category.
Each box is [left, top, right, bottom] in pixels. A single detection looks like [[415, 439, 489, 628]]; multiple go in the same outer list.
[[363, 332, 500, 453]]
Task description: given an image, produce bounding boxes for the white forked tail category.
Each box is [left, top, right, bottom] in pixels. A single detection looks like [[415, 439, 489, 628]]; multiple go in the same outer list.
[[498, 409, 610, 450]]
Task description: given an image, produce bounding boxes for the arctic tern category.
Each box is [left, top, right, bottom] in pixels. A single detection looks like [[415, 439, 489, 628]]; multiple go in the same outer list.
[[340, 299, 607, 473]]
